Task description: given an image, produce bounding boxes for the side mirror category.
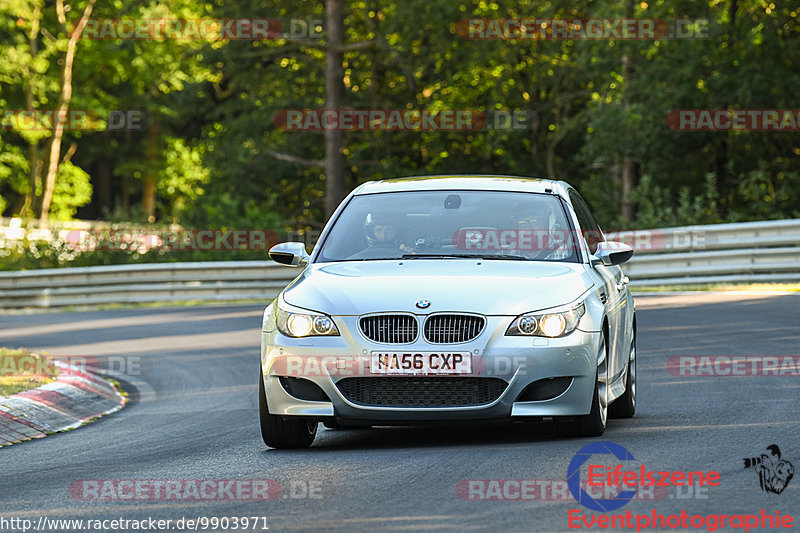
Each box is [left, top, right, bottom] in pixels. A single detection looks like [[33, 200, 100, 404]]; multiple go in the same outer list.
[[269, 242, 310, 267], [591, 241, 634, 266]]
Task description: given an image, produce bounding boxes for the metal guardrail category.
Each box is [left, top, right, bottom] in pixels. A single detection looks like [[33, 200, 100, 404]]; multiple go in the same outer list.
[[0, 219, 798, 307], [608, 218, 800, 254], [611, 218, 800, 286], [0, 262, 293, 308]]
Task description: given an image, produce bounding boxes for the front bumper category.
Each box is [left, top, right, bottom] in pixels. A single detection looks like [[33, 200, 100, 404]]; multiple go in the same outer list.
[[260, 315, 602, 422]]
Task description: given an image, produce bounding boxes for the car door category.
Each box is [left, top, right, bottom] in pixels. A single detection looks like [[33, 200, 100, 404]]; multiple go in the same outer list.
[[568, 190, 628, 384]]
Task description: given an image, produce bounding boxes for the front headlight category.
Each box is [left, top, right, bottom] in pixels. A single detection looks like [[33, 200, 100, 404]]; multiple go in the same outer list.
[[274, 298, 339, 338], [506, 302, 585, 338]]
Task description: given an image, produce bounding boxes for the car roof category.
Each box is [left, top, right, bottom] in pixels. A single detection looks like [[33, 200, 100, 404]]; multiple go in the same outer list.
[[352, 175, 571, 197]]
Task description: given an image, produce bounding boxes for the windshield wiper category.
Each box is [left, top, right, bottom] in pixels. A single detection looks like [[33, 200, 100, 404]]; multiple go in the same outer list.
[[401, 253, 528, 261], [476, 254, 528, 260], [401, 253, 458, 259]]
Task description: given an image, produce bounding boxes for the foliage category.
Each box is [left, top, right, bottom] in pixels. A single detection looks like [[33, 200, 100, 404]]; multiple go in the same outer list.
[[0, 235, 271, 271], [1, 0, 798, 270]]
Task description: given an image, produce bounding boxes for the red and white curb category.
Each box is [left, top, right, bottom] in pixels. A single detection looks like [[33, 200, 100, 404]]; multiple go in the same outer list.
[[0, 360, 126, 446]]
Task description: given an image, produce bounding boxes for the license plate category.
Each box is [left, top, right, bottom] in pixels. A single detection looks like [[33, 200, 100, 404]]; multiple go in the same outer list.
[[370, 352, 472, 375]]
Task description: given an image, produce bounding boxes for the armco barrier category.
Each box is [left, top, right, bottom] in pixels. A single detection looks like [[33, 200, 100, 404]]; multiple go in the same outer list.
[[0, 219, 798, 307], [608, 218, 800, 286], [0, 262, 294, 308]]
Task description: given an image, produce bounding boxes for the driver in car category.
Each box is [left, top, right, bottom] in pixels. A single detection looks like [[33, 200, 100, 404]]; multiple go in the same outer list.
[[363, 212, 414, 254], [512, 204, 570, 260]]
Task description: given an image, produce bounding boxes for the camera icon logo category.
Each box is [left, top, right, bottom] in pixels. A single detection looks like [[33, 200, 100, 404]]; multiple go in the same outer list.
[[743, 444, 794, 495]]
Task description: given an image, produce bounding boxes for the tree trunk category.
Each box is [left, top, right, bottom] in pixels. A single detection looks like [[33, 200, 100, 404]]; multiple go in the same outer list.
[[96, 157, 112, 218], [621, 153, 635, 221], [619, 0, 637, 223], [39, 0, 97, 225], [121, 173, 130, 215], [20, 7, 41, 219], [143, 120, 158, 222], [612, 157, 621, 207], [324, 0, 346, 218], [23, 142, 41, 219], [715, 0, 738, 216]]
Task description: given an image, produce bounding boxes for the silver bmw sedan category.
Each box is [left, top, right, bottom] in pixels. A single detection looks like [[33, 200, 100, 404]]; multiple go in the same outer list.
[[259, 175, 636, 448]]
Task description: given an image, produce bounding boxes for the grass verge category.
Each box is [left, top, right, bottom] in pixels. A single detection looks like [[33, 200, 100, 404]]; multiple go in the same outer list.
[[0, 348, 56, 396], [104, 376, 128, 399]]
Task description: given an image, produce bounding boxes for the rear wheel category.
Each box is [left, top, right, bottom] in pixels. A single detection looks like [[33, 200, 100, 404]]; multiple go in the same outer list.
[[259, 369, 317, 449], [555, 332, 607, 437], [609, 331, 636, 419]]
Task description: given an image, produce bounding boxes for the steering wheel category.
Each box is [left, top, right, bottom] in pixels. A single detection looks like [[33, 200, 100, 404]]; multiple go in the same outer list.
[[347, 243, 403, 260], [527, 241, 561, 261]]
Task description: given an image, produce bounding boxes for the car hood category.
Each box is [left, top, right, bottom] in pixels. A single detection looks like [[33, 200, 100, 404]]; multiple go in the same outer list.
[[282, 260, 594, 316]]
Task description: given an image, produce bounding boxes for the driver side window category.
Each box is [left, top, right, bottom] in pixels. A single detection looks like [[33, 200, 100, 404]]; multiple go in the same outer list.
[[568, 191, 604, 255]]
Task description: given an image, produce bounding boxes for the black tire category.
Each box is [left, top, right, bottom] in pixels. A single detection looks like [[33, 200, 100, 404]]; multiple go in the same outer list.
[[259, 369, 317, 449], [555, 332, 607, 438], [609, 332, 636, 419]]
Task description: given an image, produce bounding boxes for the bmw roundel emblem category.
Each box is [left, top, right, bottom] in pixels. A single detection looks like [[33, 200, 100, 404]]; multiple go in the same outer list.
[[415, 300, 431, 309]]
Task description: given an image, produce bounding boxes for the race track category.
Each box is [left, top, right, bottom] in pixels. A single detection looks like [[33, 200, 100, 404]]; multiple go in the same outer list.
[[1, 292, 798, 532]]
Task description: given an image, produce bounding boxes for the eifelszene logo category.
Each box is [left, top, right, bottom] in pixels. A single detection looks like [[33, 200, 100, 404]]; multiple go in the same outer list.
[[567, 441, 720, 512], [743, 445, 794, 495], [568, 442, 637, 512]]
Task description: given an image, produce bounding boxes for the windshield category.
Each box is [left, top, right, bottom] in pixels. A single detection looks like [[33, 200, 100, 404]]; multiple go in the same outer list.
[[316, 190, 580, 263]]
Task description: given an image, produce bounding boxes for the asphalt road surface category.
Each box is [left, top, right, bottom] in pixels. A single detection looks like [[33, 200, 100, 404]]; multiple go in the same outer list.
[[1, 292, 798, 532]]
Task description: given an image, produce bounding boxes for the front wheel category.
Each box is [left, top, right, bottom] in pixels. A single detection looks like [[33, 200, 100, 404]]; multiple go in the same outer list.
[[259, 369, 317, 449], [555, 332, 608, 437]]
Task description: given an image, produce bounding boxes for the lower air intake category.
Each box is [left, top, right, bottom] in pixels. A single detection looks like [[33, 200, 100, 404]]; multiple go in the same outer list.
[[335, 377, 507, 407]]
